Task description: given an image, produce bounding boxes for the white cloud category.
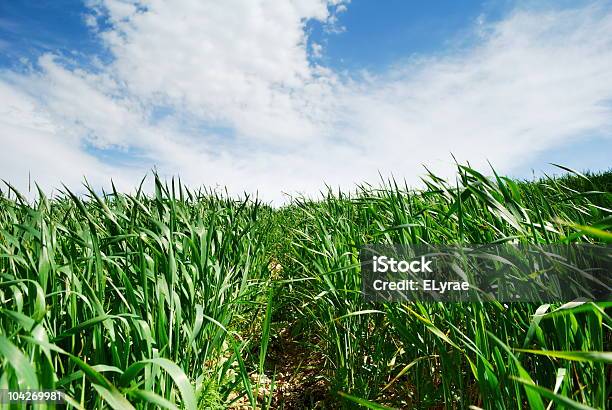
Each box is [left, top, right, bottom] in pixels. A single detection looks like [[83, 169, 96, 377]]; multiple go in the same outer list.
[[311, 42, 324, 59], [344, 4, 612, 179], [0, 80, 140, 196], [1, 1, 611, 203], [87, 0, 340, 142]]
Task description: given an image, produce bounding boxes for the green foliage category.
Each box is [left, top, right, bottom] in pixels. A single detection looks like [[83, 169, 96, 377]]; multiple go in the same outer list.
[[280, 167, 611, 409], [0, 167, 610, 409], [0, 175, 274, 408]]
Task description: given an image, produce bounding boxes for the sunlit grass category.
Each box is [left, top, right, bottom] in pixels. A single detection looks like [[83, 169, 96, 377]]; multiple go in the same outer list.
[[0, 166, 610, 409]]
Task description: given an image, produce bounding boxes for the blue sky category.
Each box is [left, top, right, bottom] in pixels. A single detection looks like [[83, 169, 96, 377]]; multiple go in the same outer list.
[[2, 1, 504, 71], [0, 1, 611, 200], [309, 1, 506, 70], [0, 1, 97, 66]]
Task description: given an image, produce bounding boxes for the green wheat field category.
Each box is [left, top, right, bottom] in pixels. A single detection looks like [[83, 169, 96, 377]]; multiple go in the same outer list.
[[0, 165, 610, 409]]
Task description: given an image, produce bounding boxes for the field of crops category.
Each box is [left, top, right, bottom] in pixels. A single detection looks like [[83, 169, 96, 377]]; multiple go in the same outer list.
[[0, 165, 610, 409]]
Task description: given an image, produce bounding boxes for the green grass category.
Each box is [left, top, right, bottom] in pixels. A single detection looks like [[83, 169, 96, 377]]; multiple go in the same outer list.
[[0, 166, 610, 409]]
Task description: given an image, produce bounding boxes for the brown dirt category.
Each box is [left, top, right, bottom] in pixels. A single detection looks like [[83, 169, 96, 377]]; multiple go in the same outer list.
[[228, 324, 334, 409], [265, 325, 331, 409]]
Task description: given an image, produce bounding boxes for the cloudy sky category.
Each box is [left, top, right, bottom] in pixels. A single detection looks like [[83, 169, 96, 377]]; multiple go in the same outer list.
[[1, 0, 611, 202]]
